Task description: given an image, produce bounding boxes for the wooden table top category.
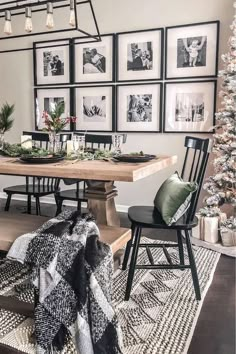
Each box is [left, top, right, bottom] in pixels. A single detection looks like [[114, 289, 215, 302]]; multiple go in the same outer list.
[[0, 155, 177, 182]]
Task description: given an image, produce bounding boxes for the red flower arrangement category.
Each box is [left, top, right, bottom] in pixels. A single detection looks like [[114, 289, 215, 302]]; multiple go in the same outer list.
[[42, 101, 77, 133]]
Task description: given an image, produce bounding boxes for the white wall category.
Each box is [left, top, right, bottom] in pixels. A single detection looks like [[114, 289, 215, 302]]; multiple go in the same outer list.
[[0, 0, 233, 208]]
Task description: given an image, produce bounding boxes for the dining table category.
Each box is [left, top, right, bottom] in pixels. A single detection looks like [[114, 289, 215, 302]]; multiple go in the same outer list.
[[0, 154, 177, 226]]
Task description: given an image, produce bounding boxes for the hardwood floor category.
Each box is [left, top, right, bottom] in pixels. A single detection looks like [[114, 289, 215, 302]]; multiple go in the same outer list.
[[0, 200, 235, 354]]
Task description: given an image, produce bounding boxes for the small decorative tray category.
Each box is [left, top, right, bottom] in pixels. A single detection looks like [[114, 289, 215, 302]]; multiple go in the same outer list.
[[20, 155, 64, 164], [114, 154, 156, 163]]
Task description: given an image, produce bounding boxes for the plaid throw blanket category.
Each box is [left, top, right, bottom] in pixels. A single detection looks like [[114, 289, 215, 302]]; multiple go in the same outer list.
[[7, 210, 123, 354]]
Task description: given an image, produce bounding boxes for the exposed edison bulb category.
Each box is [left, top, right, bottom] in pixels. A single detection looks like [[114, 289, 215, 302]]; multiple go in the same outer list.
[[46, 2, 54, 29], [25, 7, 33, 33], [69, 0, 76, 27], [4, 10, 12, 35]]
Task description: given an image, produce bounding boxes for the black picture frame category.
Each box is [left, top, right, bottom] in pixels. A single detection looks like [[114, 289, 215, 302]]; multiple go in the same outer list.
[[116, 83, 163, 133], [72, 34, 116, 84], [34, 87, 73, 131], [73, 85, 115, 132], [116, 28, 164, 82], [163, 80, 217, 133], [165, 21, 220, 80], [33, 38, 73, 86]]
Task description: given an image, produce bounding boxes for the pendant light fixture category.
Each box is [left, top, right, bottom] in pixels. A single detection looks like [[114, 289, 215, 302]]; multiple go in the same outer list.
[[46, 2, 54, 29], [69, 0, 76, 27], [4, 10, 12, 35], [25, 7, 33, 33]]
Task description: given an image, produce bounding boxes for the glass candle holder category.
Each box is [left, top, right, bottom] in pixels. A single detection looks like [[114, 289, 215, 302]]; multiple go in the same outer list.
[[112, 134, 123, 154]]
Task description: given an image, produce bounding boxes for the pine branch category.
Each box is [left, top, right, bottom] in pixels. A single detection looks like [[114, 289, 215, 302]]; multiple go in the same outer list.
[[0, 103, 15, 134]]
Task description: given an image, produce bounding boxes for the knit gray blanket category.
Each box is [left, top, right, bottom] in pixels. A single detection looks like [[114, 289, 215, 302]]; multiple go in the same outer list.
[[7, 210, 123, 354]]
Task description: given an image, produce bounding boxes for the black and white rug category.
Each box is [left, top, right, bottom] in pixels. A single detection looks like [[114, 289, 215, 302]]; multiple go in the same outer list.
[[0, 239, 220, 354]]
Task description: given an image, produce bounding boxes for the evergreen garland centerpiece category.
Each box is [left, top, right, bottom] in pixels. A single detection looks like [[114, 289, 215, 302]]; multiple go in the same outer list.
[[201, 3, 236, 245], [0, 102, 14, 148]]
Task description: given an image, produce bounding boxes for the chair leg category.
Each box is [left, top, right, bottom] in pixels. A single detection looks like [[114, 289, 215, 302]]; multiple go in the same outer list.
[[35, 197, 41, 216], [77, 200, 82, 213], [56, 199, 63, 216], [177, 230, 185, 267], [185, 230, 201, 301], [125, 227, 142, 301], [27, 195, 31, 214], [4, 193, 12, 211], [122, 224, 135, 271]]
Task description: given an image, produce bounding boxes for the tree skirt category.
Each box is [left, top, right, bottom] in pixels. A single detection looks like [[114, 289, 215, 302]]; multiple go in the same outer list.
[[0, 239, 220, 354]]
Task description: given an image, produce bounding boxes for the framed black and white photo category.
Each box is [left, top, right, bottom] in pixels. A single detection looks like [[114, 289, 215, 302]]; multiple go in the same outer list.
[[33, 39, 72, 86], [164, 81, 217, 133], [116, 28, 164, 82], [165, 21, 220, 79], [73, 34, 115, 84], [35, 87, 71, 130], [116, 83, 162, 132], [74, 86, 115, 132]]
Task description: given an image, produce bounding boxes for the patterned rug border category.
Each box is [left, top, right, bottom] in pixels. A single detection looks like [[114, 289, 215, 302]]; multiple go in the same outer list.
[[182, 252, 220, 354]]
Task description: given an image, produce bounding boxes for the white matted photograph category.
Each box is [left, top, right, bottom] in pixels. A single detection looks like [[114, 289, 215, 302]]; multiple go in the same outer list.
[[117, 84, 162, 132], [117, 28, 163, 82], [35, 88, 71, 130], [74, 35, 114, 83], [165, 21, 219, 79], [34, 40, 71, 85], [75, 86, 114, 132], [164, 81, 217, 132]]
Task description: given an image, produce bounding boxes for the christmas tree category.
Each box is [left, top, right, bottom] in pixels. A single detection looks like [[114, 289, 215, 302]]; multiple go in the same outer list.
[[201, 2, 236, 229]]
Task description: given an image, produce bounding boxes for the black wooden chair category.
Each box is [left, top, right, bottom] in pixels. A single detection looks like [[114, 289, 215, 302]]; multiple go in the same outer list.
[[122, 136, 212, 301], [55, 133, 127, 215], [3, 131, 72, 215]]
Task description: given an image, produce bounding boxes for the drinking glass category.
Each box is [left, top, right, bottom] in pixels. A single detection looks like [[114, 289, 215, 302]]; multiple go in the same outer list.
[[112, 134, 123, 154], [74, 135, 85, 154]]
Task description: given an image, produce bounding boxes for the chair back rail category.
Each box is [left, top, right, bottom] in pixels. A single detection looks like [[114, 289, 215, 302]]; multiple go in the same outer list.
[[74, 132, 127, 151], [181, 136, 212, 223]]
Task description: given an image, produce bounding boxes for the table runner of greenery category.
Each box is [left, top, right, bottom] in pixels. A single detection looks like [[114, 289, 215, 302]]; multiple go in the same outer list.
[[0, 143, 115, 160]]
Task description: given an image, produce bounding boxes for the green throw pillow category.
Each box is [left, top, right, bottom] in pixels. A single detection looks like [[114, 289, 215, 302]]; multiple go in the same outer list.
[[154, 172, 198, 226]]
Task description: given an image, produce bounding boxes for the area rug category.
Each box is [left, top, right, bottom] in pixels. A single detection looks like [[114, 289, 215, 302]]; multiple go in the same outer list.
[[0, 239, 220, 354]]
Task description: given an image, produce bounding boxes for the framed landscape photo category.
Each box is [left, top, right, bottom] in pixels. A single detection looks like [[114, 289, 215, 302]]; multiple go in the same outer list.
[[73, 34, 115, 84], [33, 39, 72, 86], [116, 83, 162, 132], [164, 80, 217, 133], [116, 28, 164, 82], [74, 86, 115, 132], [35, 87, 71, 131], [165, 21, 220, 79]]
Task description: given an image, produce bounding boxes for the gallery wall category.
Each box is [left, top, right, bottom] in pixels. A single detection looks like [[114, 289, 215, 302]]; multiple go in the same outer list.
[[0, 0, 233, 210]]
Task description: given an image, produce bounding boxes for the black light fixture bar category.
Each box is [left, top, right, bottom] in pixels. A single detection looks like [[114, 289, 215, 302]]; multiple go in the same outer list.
[[0, 0, 101, 53], [0, 0, 69, 12]]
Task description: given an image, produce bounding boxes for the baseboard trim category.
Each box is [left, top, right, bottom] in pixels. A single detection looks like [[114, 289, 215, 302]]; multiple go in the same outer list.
[[0, 192, 129, 214]]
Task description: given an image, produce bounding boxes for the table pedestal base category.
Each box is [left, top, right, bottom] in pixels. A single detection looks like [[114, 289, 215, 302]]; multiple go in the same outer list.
[[85, 180, 120, 227]]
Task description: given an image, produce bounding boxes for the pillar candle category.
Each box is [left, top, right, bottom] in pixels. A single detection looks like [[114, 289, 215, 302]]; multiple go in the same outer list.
[[21, 135, 32, 149], [67, 140, 73, 155]]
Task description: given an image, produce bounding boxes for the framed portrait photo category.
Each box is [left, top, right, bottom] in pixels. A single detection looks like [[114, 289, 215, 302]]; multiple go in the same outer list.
[[165, 21, 220, 79], [116, 83, 162, 133], [164, 80, 217, 133], [74, 86, 115, 132], [35, 87, 72, 131], [116, 28, 164, 82], [73, 34, 115, 84], [33, 39, 72, 86]]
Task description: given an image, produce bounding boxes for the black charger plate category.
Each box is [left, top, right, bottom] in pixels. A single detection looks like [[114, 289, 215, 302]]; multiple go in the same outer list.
[[20, 155, 64, 164], [114, 154, 156, 163]]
